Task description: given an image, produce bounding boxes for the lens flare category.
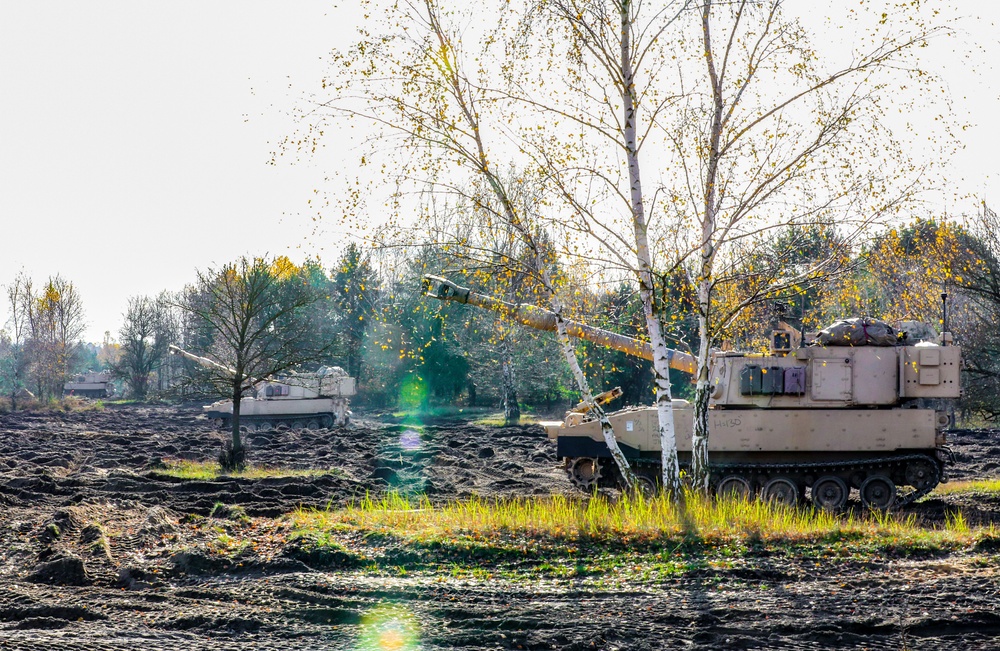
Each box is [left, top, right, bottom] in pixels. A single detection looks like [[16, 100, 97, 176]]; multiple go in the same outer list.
[[399, 428, 422, 450], [355, 603, 421, 651], [398, 375, 429, 410]]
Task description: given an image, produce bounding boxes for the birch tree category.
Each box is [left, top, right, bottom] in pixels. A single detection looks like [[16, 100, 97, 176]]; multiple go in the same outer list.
[[25, 276, 86, 400], [510, 0, 949, 493], [2, 273, 33, 409], [2, 274, 86, 403], [665, 0, 951, 490], [514, 0, 691, 493], [300, 0, 639, 490], [414, 3, 640, 489]]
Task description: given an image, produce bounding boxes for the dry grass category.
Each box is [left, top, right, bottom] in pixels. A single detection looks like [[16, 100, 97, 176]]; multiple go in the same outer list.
[[156, 458, 342, 481]]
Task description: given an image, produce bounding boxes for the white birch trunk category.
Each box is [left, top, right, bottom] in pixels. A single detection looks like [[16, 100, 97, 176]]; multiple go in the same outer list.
[[500, 342, 520, 425], [690, 1, 724, 492], [424, 4, 636, 492], [690, 293, 712, 492], [620, 0, 680, 494], [548, 289, 637, 491]]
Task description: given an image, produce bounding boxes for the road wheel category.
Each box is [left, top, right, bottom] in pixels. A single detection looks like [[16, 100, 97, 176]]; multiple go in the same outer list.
[[811, 476, 849, 511], [860, 475, 896, 510], [716, 475, 752, 501], [632, 473, 658, 498], [904, 458, 939, 491], [762, 477, 799, 506]]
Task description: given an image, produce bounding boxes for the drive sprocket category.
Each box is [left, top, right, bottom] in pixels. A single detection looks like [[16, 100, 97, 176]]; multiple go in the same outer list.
[[565, 457, 602, 491]]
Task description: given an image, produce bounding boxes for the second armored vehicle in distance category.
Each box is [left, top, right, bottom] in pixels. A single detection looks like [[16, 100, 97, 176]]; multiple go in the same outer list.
[[64, 371, 114, 398], [169, 345, 356, 430]]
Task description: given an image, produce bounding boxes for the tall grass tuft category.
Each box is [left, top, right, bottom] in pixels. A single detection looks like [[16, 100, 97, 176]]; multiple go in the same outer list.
[[945, 510, 970, 535], [290, 489, 986, 550]]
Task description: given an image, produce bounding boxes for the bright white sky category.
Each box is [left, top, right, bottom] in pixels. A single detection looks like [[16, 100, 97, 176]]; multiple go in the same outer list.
[[1, 1, 998, 341]]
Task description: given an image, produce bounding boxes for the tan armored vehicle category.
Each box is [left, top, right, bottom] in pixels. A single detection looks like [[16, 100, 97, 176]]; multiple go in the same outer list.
[[168, 345, 356, 429], [64, 371, 114, 398], [422, 275, 959, 509]]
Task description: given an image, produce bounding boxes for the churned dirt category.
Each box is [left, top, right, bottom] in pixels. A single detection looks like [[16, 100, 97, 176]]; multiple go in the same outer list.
[[0, 404, 998, 650]]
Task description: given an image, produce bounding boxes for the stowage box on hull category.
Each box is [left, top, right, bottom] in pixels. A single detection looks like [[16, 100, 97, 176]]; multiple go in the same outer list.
[[545, 401, 944, 457]]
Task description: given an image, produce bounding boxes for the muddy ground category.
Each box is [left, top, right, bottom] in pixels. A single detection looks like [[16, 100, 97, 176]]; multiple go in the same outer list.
[[0, 404, 998, 650]]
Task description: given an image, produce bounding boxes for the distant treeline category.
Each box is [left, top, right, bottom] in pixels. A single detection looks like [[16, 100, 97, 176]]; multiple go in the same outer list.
[[3, 218, 1000, 420]]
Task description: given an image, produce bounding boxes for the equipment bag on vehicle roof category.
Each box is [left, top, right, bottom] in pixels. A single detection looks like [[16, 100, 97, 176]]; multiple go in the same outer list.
[[814, 316, 900, 347]]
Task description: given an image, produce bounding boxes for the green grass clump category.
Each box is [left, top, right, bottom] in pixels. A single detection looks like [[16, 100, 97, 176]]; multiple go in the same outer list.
[[155, 458, 342, 481], [291, 490, 989, 555], [278, 491, 1000, 581], [933, 478, 1000, 496], [471, 412, 540, 426]]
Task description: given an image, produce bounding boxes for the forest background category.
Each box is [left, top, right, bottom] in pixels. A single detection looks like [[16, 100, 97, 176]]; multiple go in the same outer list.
[[3, 212, 1000, 424], [3, 1, 1000, 425]]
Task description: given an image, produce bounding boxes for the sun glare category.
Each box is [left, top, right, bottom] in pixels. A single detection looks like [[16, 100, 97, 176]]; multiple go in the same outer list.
[[356, 603, 421, 651]]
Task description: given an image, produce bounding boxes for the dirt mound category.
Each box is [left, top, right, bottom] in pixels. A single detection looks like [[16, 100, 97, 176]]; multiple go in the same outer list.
[[0, 405, 567, 518]]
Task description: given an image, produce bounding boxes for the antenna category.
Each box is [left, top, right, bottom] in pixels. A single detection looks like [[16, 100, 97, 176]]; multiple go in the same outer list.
[[941, 292, 948, 344]]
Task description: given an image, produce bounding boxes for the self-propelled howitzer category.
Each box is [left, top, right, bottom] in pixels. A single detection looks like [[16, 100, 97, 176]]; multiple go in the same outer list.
[[64, 371, 114, 398], [168, 345, 356, 429], [422, 275, 959, 509]]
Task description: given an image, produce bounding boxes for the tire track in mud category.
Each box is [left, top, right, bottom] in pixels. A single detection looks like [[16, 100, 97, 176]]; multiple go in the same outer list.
[[0, 406, 566, 517], [1, 567, 998, 650]]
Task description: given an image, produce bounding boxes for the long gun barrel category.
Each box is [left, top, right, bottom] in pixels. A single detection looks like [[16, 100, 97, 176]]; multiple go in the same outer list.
[[421, 275, 696, 374], [168, 344, 239, 378]]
